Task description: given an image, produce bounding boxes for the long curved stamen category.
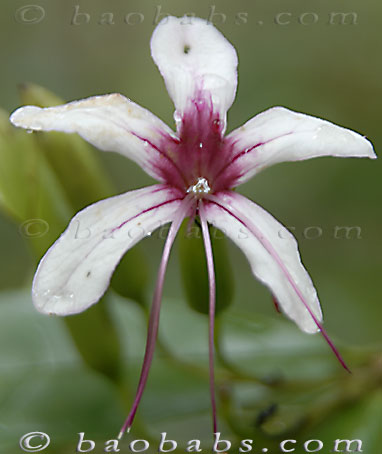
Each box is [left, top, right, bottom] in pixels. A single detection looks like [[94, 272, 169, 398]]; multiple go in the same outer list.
[[118, 196, 194, 439], [206, 195, 350, 373], [199, 200, 218, 433]]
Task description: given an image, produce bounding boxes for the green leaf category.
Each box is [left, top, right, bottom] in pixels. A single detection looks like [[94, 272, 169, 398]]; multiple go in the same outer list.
[[178, 221, 234, 315], [311, 390, 382, 454], [111, 246, 149, 305], [0, 289, 124, 454], [18, 82, 64, 107], [64, 297, 123, 382]]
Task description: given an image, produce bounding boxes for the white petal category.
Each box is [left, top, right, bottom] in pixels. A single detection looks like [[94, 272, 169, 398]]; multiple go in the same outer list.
[[227, 106, 376, 185], [10, 94, 176, 182], [205, 192, 322, 333], [32, 185, 182, 315], [151, 16, 238, 120]]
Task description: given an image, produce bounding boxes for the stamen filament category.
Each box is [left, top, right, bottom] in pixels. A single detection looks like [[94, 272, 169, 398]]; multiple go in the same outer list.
[[199, 201, 218, 433], [118, 195, 194, 438]]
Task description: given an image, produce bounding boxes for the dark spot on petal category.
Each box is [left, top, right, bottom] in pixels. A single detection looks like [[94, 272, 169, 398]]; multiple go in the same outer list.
[[86, 271, 91, 278], [183, 44, 191, 54]]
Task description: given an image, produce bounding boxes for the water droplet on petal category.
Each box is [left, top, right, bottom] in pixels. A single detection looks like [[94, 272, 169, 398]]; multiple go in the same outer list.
[[199, 142, 203, 149], [174, 110, 182, 128], [170, 132, 180, 142], [212, 119, 222, 133], [312, 126, 323, 140], [54, 292, 74, 302]]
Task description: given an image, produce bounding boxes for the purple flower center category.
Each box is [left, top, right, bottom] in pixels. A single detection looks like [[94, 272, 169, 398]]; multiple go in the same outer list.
[[156, 94, 239, 195]]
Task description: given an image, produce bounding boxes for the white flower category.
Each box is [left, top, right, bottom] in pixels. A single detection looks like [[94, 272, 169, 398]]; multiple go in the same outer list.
[[10, 16, 376, 436]]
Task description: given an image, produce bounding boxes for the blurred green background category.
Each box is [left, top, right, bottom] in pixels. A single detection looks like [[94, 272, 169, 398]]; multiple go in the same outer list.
[[0, 1, 381, 453]]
